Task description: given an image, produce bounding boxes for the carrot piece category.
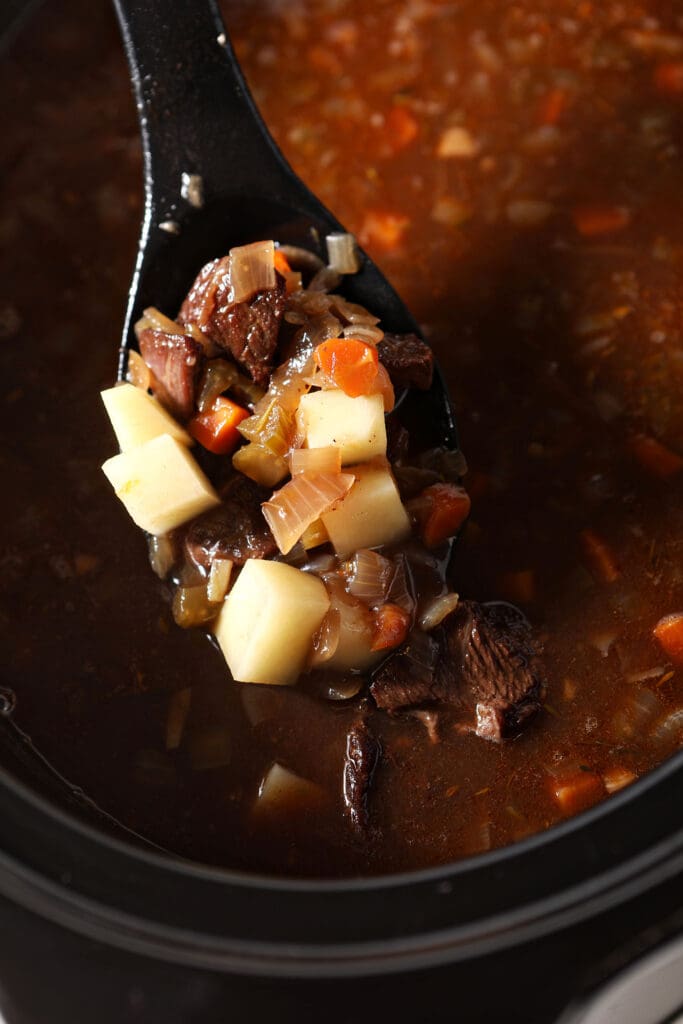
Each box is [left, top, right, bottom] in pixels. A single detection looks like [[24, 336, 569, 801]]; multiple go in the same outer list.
[[630, 434, 683, 479], [580, 528, 620, 583], [537, 87, 569, 125], [359, 209, 410, 252], [314, 338, 379, 397], [413, 483, 471, 548], [549, 769, 604, 816], [189, 396, 249, 455], [572, 204, 631, 237], [372, 603, 411, 651], [273, 250, 292, 275], [654, 613, 683, 663], [384, 105, 419, 152], [653, 61, 683, 97]]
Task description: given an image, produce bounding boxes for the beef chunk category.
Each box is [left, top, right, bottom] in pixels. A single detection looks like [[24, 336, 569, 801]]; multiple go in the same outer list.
[[370, 631, 442, 712], [343, 718, 381, 833], [183, 475, 276, 570], [371, 600, 544, 741], [138, 328, 204, 421], [178, 257, 286, 386], [442, 601, 544, 740], [377, 332, 434, 391]]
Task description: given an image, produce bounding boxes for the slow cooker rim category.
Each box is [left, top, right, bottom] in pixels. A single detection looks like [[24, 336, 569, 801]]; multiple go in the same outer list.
[[0, 745, 680, 976]]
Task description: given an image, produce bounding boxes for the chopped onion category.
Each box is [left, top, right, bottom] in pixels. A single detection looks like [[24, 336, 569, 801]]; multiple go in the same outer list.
[[301, 518, 331, 550], [166, 688, 192, 751], [262, 472, 354, 554], [290, 446, 341, 476], [603, 766, 637, 793], [276, 244, 325, 277], [148, 534, 177, 579], [308, 266, 343, 293], [329, 295, 381, 326], [341, 323, 384, 345], [611, 687, 661, 740], [419, 592, 460, 630], [386, 554, 415, 614], [310, 608, 341, 666], [233, 444, 289, 488], [198, 359, 264, 412], [345, 549, 393, 605], [229, 240, 276, 303], [126, 350, 153, 391], [323, 676, 364, 701], [649, 707, 683, 746], [172, 584, 217, 628], [136, 306, 186, 337], [326, 232, 361, 275], [207, 559, 233, 603]]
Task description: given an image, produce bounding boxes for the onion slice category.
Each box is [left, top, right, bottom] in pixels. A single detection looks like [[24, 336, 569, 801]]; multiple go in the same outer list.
[[290, 446, 341, 476], [345, 549, 393, 605], [262, 472, 355, 554], [229, 240, 276, 304], [326, 232, 361, 275]]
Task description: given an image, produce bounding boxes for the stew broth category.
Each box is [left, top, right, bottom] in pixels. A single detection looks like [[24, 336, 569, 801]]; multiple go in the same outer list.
[[0, 0, 682, 876]]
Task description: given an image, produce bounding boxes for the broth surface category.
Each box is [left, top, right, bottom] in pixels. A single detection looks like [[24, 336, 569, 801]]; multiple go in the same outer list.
[[1, 0, 682, 875]]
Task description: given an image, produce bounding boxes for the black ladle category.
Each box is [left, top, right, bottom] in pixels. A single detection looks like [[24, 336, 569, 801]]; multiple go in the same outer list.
[[113, 0, 457, 451]]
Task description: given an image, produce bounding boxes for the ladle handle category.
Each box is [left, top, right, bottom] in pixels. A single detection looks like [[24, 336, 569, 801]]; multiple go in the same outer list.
[[113, 0, 292, 228]]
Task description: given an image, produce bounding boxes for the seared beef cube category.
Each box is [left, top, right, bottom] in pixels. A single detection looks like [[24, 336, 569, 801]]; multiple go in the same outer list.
[[343, 718, 381, 833], [370, 632, 442, 712], [183, 475, 276, 570], [179, 257, 286, 386], [377, 332, 434, 391], [371, 601, 544, 742], [138, 328, 204, 422], [441, 601, 544, 741]]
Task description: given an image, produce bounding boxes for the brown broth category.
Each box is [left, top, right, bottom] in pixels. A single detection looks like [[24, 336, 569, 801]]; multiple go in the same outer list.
[[0, 0, 682, 876]]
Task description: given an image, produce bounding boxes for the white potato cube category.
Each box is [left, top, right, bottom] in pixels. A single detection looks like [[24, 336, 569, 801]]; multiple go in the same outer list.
[[325, 595, 381, 672], [101, 383, 191, 451], [214, 559, 330, 685], [101, 433, 220, 534], [322, 462, 411, 557], [254, 762, 323, 816], [296, 390, 386, 465]]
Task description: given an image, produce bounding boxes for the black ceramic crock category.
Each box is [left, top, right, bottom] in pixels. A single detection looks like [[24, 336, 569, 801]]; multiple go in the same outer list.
[[0, 726, 681, 1023]]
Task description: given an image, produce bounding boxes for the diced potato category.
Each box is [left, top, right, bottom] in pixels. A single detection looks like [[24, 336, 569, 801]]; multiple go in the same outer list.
[[322, 462, 411, 556], [253, 762, 324, 816], [325, 594, 381, 671], [214, 559, 330, 685], [101, 433, 220, 534], [296, 390, 386, 464], [101, 382, 191, 451]]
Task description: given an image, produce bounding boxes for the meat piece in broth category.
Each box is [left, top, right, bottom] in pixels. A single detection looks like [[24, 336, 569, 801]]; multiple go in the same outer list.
[[343, 718, 382, 833], [183, 474, 277, 570], [371, 601, 544, 741], [137, 328, 204, 421], [377, 332, 434, 391]]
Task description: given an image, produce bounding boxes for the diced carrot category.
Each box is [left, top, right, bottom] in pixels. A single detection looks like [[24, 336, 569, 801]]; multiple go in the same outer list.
[[549, 769, 604, 815], [653, 613, 683, 663], [372, 603, 411, 651], [653, 61, 683, 98], [537, 87, 569, 126], [384, 105, 419, 153], [359, 209, 410, 253], [630, 434, 683, 479], [188, 396, 249, 455], [314, 338, 379, 397], [580, 528, 620, 583], [413, 483, 471, 548], [572, 204, 631, 238], [273, 249, 292, 275]]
